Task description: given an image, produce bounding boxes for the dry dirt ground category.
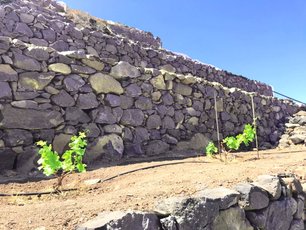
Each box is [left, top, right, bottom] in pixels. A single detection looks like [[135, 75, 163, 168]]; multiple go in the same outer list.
[[1, 147, 306, 230]]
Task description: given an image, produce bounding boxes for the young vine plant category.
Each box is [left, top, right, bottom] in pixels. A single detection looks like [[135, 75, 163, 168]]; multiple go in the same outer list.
[[36, 132, 87, 190], [205, 124, 256, 158], [205, 142, 218, 158]]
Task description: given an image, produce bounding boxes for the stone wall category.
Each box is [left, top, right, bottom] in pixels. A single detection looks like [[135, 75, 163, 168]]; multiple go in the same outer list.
[[0, 0, 300, 173], [77, 174, 305, 229], [0, 0, 272, 97]]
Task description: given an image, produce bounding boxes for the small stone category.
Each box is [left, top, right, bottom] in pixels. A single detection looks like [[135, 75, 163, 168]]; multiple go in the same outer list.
[[290, 134, 305, 144], [105, 94, 121, 107], [120, 109, 144, 126], [126, 84, 142, 97], [211, 206, 253, 230], [11, 100, 38, 109], [50, 40, 69, 51], [252, 175, 281, 200], [0, 64, 17, 82], [196, 187, 240, 210], [71, 65, 96, 75], [181, 74, 197, 85], [65, 107, 91, 124], [42, 29, 56, 42], [19, 13, 34, 23], [4, 129, 33, 147], [89, 73, 124, 95], [119, 95, 134, 109], [82, 58, 104, 71], [86, 134, 124, 162], [173, 83, 192, 96], [15, 22, 33, 37], [13, 53, 41, 71], [95, 106, 117, 124], [0, 149, 17, 170], [190, 133, 210, 150], [0, 82, 12, 100], [135, 96, 153, 110], [0, 36, 11, 54], [51, 90, 75, 107], [84, 179, 101, 186], [147, 114, 162, 129], [53, 134, 72, 154], [145, 140, 169, 155], [63, 74, 85, 92], [163, 134, 178, 145], [25, 47, 50, 61], [160, 64, 176, 73], [110, 61, 140, 79], [150, 75, 166, 90], [152, 91, 162, 101], [77, 93, 99, 109], [103, 124, 122, 134], [18, 72, 55, 91], [59, 50, 86, 59], [48, 63, 71, 75]]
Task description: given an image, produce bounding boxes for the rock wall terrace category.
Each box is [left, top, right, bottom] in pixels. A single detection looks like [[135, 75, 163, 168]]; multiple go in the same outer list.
[[0, 0, 272, 97], [0, 0, 300, 173]]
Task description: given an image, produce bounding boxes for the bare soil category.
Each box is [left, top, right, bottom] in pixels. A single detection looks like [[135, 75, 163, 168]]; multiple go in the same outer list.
[[1, 147, 306, 230]]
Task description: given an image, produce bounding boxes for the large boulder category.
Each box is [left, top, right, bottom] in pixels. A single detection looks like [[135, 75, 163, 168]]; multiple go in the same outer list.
[[65, 107, 91, 124], [0, 105, 64, 129], [155, 196, 219, 229], [235, 183, 270, 210], [52, 134, 72, 155], [211, 206, 253, 230], [145, 140, 169, 156], [77, 211, 161, 230], [0, 148, 17, 171], [196, 187, 240, 210], [246, 197, 297, 230], [252, 175, 281, 200], [18, 72, 55, 91], [3, 129, 33, 147], [86, 134, 124, 162]]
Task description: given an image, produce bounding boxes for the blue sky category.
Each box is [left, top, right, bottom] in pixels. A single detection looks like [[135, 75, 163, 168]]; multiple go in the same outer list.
[[63, 0, 306, 104]]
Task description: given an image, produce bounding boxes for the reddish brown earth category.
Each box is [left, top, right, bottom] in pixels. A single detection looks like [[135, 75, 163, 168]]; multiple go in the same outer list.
[[1, 147, 306, 230]]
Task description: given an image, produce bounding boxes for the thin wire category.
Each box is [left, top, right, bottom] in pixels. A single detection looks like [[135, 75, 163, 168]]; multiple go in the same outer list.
[[273, 91, 306, 106]]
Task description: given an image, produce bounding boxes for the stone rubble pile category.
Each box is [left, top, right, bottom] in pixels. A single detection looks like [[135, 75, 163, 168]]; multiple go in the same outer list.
[[278, 110, 306, 148], [77, 174, 305, 230], [0, 0, 300, 174]]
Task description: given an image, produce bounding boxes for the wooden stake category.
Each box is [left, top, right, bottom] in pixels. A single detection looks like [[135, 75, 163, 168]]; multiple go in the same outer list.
[[214, 92, 221, 157], [250, 94, 259, 158]]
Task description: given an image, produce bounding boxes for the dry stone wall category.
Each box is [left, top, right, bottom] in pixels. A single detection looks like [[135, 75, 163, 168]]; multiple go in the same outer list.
[[0, 0, 300, 173], [0, 0, 272, 97], [77, 174, 305, 230]]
